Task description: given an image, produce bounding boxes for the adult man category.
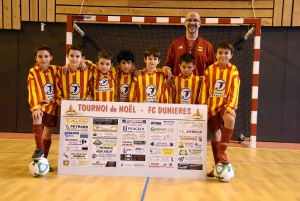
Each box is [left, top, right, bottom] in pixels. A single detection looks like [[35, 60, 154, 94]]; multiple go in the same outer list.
[[164, 11, 215, 76]]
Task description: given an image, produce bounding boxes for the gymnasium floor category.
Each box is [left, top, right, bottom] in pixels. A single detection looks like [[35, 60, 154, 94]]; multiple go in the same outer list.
[[0, 133, 300, 201]]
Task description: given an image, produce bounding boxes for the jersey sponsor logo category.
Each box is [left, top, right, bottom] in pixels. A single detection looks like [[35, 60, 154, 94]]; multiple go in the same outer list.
[[214, 79, 226, 91], [99, 78, 109, 87], [43, 83, 54, 95], [70, 83, 80, 95], [145, 84, 157, 97], [180, 88, 191, 100], [178, 45, 183, 49], [120, 83, 130, 96]]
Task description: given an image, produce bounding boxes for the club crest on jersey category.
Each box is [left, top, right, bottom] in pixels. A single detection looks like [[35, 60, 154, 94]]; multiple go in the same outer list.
[[145, 85, 157, 97], [180, 88, 191, 100], [43, 83, 54, 95], [120, 84, 130, 96], [70, 83, 80, 95], [214, 79, 226, 91], [99, 78, 109, 87]]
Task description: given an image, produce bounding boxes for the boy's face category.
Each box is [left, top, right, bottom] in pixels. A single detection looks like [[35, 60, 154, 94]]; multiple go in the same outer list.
[[35, 50, 53, 69], [179, 61, 195, 76], [66, 50, 83, 68], [144, 55, 160, 70], [216, 48, 233, 67], [98, 58, 112, 73], [119, 60, 133, 73]]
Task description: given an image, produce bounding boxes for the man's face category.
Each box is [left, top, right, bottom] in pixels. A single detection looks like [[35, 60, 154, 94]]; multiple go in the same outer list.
[[184, 12, 201, 35]]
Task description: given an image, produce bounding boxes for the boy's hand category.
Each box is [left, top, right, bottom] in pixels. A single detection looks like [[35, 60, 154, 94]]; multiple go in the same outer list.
[[80, 59, 88, 71], [133, 70, 141, 76], [85, 95, 93, 101], [167, 75, 174, 88], [32, 109, 43, 120], [62, 64, 70, 75]]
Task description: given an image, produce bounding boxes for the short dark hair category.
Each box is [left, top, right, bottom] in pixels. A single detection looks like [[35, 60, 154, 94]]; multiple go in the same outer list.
[[67, 44, 84, 56], [180, 53, 195, 65], [117, 50, 134, 63], [144, 47, 160, 59], [98, 50, 113, 61], [215, 41, 234, 54], [35, 44, 52, 56]]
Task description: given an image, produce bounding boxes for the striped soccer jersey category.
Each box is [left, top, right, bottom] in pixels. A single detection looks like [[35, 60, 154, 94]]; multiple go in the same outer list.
[[27, 64, 60, 115], [169, 73, 201, 104], [129, 68, 169, 103], [199, 62, 240, 117], [55, 66, 93, 102], [92, 66, 115, 101]]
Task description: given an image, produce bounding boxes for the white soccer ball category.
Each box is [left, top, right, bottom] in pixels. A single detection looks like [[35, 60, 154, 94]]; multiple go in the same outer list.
[[214, 162, 234, 182], [29, 157, 50, 177]]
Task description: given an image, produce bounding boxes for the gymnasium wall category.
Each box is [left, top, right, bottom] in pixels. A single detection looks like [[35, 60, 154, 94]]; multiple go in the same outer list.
[[0, 0, 300, 30]]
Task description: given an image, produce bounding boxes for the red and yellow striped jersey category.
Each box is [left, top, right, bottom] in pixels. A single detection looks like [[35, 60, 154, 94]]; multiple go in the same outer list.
[[199, 62, 240, 117], [92, 66, 115, 101], [113, 67, 134, 102], [27, 64, 60, 115], [169, 74, 201, 104], [129, 68, 169, 103], [55, 66, 93, 102]]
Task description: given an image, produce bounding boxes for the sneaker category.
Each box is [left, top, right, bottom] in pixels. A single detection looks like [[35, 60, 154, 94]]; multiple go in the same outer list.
[[32, 148, 44, 159], [207, 168, 215, 177], [217, 151, 230, 164]]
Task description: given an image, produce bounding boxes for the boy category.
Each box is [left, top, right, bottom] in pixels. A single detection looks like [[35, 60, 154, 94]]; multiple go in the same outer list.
[[27, 45, 60, 171], [92, 50, 115, 101], [168, 53, 201, 104], [114, 50, 136, 102], [199, 41, 240, 177], [129, 47, 169, 103], [55, 44, 93, 104]]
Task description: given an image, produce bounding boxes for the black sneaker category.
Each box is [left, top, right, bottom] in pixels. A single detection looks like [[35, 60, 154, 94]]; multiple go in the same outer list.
[[32, 148, 44, 159]]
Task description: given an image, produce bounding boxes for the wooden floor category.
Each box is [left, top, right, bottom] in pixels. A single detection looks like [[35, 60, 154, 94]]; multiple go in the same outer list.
[[1, 137, 300, 201]]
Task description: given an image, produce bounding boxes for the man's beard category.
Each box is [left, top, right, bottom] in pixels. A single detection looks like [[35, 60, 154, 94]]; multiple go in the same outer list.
[[187, 25, 198, 34]]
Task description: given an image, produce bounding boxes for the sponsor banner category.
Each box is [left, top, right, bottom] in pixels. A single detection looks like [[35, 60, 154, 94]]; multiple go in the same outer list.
[[65, 125, 89, 131], [178, 121, 204, 128], [150, 156, 174, 162], [93, 118, 118, 125], [179, 129, 202, 134], [92, 139, 117, 147], [121, 119, 146, 126], [80, 132, 88, 138], [93, 125, 118, 132], [122, 126, 146, 133], [120, 154, 145, 161], [178, 156, 202, 163], [70, 153, 88, 160], [150, 120, 175, 126], [178, 163, 202, 170], [150, 134, 174, 141], [150, 141, 175, 148], [64, 139, 88, 145], [149, 162, 174, 168], [64, 132, 80, 138], [64, 118, 89, 125], [92, 132, 117, 139], [92, 161, 116, 167], [63, 160, 89, 166], [150, 148, 161, 155], [149, 127, 174, 134], [161, 148, 174, 155]]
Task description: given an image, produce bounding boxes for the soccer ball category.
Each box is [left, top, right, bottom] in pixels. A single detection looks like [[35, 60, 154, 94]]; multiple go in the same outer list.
[[214, 162, 234, 182], [29, 157, 50, 177]]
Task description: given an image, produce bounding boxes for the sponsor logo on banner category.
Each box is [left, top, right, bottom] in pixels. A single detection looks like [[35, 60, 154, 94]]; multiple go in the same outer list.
[[120, 154, 145, 161], [180, 129, 202, 134], [80, 133, 88, 138], [93, 125, 118, 132], [178, 121, 203, 128], [178, 163, 202, 170], [179, 135, 198, 141], [65, 125, 88, 131], [93, 118, 118, 125], [122, 126, 145, 133], [122, 119, 146, 126], [93, 132, 117, 139], [161, 148, 174, 155], [122, 134, 138, 140], [150, 141, 174, 147], [65, 139, 87, 145], [150, 148, 161, 154], [64, 118, 89, 125], [71, 153, 87, 159], [64, 132, 80, 138]]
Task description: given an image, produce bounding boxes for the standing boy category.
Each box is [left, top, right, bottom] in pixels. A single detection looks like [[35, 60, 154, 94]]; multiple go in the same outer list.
[[129, 47, 169, 103], [27, 45, 59, 171], [199, 41, 240, 177], [168, 53, 201, 104]]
